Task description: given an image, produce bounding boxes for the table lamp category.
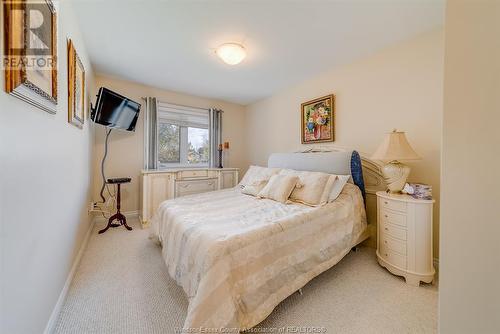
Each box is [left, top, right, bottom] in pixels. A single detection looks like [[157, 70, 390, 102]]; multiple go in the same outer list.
[[371, 130, 421, 193]]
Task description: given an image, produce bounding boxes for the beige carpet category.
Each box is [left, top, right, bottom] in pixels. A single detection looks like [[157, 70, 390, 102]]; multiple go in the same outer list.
[[54, 219, 437, 334]]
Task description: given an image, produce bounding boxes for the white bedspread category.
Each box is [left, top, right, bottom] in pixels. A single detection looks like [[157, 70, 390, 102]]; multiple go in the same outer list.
[[151, 183, 367, 332]]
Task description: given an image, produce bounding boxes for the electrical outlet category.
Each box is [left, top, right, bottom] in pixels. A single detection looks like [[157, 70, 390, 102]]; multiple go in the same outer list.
[[88, 202, 100, 215]]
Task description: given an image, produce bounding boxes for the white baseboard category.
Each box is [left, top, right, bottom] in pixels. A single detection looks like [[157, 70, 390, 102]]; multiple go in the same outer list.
[[43, 210, 139, 333], [43, 218, 96, 334]]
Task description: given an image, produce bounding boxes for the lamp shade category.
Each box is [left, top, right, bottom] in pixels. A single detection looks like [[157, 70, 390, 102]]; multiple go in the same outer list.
[[371, 130, 421, 161]]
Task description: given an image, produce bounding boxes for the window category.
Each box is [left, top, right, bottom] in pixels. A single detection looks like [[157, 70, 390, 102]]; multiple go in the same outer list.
[[158, 123, 180, 163], [157, 103, 210, 168], [187, 127, 209, 164]]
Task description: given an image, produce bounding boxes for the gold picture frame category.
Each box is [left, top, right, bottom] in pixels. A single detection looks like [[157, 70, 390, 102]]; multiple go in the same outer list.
[[3, 0, 58, 113], [301, 94, 335, 144], [67, 39, 85, 128]]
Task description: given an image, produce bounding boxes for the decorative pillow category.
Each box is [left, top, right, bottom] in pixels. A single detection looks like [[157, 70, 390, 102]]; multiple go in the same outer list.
[[320, 175, 338, 203], [257, 175, 299, 203], [239, 165, 281, 188], [328, 175, 351, 202], [241, 179, 268, 196], [279, 169, 335, 206]]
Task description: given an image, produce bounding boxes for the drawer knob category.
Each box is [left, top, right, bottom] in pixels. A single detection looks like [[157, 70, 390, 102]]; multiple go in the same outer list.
[[208, 182, 214, 186], [384, 201, 388, 205], [384, 215, 388, 218], [384, 240, 387, 244], [384, 227, 388, 231], [385, 253, 388, 257]]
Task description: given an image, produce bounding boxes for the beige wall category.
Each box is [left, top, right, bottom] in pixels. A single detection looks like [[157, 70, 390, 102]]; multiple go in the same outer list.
[[92, 75, 247, 212], [439, 1, 500, 332], [0, 2, 96, 333], [245, 29, 444, 257]]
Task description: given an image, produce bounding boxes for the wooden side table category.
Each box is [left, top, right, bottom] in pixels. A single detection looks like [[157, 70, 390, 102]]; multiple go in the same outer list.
[[376, 191, 435, 286], [98, 178, 132, 234]]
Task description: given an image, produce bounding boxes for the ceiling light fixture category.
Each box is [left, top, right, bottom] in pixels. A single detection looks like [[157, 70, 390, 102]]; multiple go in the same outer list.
[[216, 43, 246, 65]]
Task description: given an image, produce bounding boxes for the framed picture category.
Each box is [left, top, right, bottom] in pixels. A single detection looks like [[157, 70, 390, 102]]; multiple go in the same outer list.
[[3, 0, 58, 113], [67, 39, 85, 128], [301, 94, 335, 144]]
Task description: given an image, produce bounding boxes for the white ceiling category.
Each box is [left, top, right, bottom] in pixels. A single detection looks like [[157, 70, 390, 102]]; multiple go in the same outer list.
[[72, 0, 444, 105]]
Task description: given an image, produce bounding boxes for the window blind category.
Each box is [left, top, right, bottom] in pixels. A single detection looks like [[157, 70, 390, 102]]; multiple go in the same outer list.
[[157, 102, 209, 128]]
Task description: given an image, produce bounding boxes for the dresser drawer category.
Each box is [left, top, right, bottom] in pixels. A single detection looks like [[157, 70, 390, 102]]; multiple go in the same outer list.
[[381, 234, 407, 255], [380, 198, 407, 213], [179, 170, 208, 179], [175, 178, 217, 197], [381, 209, 407, 227], [380, 244, 407, 269], [381, 221, 407, 241]]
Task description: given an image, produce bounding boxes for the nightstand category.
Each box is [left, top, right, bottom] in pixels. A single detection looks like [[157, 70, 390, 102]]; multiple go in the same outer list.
[[376, 191, 435, 286]]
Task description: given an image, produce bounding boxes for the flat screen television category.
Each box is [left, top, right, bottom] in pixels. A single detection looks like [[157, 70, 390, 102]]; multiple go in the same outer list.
[[91, 87, 141, 131]]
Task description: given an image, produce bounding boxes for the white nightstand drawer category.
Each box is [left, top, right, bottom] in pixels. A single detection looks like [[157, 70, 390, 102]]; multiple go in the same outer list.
[[381, 209, 407, 227], [175, 178, 217, 197], [179, 170, 209, 179], [381, 221, 407, 241], [380, 198, 407, 213], [380, 244, 407, 269], [381, 234, 407, 255]]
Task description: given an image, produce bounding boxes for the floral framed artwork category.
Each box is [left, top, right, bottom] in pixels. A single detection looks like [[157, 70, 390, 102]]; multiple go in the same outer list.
[[3, 0, 58, 113], [301, 94, 335, 144], [67, 39, 85, 128]]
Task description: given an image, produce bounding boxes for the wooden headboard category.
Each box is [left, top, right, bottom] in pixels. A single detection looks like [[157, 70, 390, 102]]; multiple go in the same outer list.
[[359, 155, 386, 247]]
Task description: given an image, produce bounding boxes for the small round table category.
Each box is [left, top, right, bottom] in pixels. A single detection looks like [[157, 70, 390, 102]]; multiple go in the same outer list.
[[98, 178, 133, 234]]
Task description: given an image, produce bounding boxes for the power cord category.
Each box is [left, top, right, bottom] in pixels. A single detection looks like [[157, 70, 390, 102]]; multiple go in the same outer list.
[[93, 128, 117, 219], [99, 128, 113, 203]]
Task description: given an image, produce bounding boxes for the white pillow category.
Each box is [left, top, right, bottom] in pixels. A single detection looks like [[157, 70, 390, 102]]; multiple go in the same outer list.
[[257, 174, 299, 203], [279, 169, 334, 206], [239, 165, 281, 188], [328, 175, 351, 202], [241, 180, 268, 197], [320, 175, 338, 203]]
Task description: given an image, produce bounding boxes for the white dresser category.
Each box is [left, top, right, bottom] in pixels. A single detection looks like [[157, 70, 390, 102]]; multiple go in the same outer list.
[[140, 168, 239, 228], [376, 191, 435, 286]]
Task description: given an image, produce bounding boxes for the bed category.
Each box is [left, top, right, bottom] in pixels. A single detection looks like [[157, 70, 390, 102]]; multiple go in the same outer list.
[[151, 151, 375, 332]]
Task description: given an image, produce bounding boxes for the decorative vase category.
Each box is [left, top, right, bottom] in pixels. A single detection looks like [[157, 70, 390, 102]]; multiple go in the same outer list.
[[307, 121, 315, 133], [314, 125, 321, 139], [382, 160, 411, 193]]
